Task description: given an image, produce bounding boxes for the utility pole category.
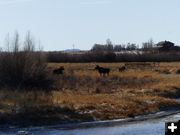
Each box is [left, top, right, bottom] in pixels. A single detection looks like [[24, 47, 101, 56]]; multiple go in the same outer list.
[[73, 44, 75, 55]]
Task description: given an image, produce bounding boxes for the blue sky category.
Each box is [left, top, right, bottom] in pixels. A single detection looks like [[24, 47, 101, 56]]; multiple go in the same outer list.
[[0, 0, 180, 51]]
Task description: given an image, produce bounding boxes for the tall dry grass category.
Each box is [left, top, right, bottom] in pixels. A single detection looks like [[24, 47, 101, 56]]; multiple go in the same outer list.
[[47, 62, 180, 119], [1, 60, 180, 125]]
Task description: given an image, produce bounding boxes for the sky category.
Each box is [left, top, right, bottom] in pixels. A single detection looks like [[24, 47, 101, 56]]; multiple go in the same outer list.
[[0, 0, 180, 51]]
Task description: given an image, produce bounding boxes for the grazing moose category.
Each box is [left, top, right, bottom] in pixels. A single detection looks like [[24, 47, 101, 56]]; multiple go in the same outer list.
[[95, 65, 110, 76], [119, 66, 126, 72], [53, 66, 64, 75]]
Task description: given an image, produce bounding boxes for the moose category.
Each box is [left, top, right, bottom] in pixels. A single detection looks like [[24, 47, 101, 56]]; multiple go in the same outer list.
[[119, 66, 126, 72], [95, 65, 110, 76], [53, 66, 64, 75]]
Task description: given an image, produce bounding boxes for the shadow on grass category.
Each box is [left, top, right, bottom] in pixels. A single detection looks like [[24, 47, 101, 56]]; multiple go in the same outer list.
[[0, 106, 94, 128]]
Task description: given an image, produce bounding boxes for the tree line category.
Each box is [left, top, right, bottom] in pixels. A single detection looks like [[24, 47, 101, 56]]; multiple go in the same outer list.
[[91, 38, 155, 52], [47, 39, 180, 63]]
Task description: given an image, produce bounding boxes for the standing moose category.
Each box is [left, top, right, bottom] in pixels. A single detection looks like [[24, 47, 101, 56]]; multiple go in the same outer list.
[[53, 66, 65, 75], [95, 65, 110, 76]]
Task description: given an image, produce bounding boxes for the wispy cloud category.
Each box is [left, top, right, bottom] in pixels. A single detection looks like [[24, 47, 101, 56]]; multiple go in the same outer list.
[[80, 0, 112, 5], [0, 0, 32, 5]]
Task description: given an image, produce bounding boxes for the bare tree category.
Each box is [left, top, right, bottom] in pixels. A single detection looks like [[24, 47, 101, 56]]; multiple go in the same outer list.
[[13, 31, 20, 53], [0, 31, 52, 90], [142, 38, 155, 51]]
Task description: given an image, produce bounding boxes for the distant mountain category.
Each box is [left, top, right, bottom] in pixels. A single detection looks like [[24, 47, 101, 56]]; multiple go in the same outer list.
[[63, 49, 81, 52]]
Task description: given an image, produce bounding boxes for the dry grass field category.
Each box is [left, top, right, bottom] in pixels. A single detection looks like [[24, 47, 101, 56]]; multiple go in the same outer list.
[[1, 62, 180, 125]]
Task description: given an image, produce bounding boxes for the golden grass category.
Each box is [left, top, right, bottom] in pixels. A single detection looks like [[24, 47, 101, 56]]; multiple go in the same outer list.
[[47, 62, 180, 119], [51, 90, 179, 119], [1, 62, 180, 124]]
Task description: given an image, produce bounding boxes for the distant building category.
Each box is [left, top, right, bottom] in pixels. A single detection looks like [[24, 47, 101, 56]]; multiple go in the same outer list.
[[156, 41, 180, 52], [156, 41, 174, 48]]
